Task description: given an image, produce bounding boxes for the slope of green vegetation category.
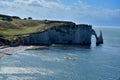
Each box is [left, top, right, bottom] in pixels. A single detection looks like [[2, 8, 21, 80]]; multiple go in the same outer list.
[[0, 17, 65, 40], [0, 20, 45, 35]]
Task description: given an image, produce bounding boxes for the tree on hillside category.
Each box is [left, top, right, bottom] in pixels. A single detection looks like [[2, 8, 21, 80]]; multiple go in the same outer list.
[[2, 17, 6, 21], [12, 16, 21, 19], [24, 18, 27, 20], [28, 17, 32, 20], [6, 17, 13, 21], [2, 17, 12, 21]]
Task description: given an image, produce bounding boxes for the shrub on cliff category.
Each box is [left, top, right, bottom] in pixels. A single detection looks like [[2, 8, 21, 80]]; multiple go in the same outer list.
[[12, 16, 21, 19], [2, 17, 6, 21], [1, 17, 12, 21], [0, 14, 13, 21], [28, 17, 32, 20], [6, 17, 13, 21], [24, 18, 27, 20]]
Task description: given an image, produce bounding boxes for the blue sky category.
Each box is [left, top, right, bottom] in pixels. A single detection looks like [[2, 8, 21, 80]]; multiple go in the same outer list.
[[0, 0, 120, 26]]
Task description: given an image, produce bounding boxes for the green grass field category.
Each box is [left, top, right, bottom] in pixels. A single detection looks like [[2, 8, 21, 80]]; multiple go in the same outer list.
[[0, 18, 65, 40]]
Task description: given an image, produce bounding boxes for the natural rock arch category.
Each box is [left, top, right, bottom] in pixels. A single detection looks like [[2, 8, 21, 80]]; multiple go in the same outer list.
[[92, 29, 103, 45]]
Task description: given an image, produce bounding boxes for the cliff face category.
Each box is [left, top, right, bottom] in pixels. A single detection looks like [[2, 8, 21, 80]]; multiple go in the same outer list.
[[0, 14, 103, 46], [19, 22, 102, 46]]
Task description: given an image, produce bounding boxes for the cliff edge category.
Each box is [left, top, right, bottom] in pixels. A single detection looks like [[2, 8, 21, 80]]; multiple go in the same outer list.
[[0, 14, 103, 46]]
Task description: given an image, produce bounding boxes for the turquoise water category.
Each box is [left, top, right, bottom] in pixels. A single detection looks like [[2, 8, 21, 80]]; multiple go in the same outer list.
[[0, 27, 120, 80]]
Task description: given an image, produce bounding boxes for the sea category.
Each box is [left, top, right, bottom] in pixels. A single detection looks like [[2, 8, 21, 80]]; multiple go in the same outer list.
[[0, 27, 120, 80]]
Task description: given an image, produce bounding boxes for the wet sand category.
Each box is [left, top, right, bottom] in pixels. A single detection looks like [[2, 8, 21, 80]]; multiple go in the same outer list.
[[0, 46, 28, 59]]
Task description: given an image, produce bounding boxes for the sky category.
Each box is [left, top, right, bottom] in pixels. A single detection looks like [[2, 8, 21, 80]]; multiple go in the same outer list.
[[0, 0, 120, 26]]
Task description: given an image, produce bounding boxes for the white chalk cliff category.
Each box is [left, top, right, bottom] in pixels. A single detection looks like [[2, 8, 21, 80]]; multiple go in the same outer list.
[[18, 21, 103, 46]]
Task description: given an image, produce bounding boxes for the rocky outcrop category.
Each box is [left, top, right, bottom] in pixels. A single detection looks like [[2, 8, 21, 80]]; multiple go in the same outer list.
[[13, 21, 103, 46], [92, 29, 104, 45], [96, 31, 104, 45]]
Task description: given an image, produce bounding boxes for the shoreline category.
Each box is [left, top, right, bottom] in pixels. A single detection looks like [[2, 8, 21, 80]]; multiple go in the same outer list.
[[0, 45, 92, 59], [0, 46, 28, 59], [0, 45, 49, 59]]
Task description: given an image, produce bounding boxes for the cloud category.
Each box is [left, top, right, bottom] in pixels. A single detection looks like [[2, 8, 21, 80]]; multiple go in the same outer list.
[[0, 0, 73, 19], [77, 0, 90, 10], [0, 0, 70, 10], [13, 0, 69, 9], [0, 0, 72, 15], [0, 0, 120, 26]]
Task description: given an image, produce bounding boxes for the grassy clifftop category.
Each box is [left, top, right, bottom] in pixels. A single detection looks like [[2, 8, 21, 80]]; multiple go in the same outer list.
[[0, 20, 47, 36], [0, 14, 66, 40]]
